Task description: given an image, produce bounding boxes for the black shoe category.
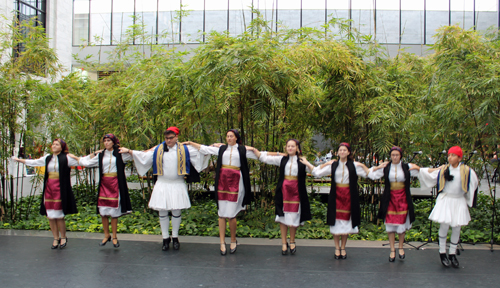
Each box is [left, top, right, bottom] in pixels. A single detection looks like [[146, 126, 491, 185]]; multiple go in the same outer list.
[[99, 235, 111, 246], [172, 237, 180, 250], [112, 238, 120, 248], [389, 250, 396, 262], [398, 248, 405, 259], [290, 242, 296, 255], [449, 254, 459, 268], [282, 243, 288, 255], [440, 253, 450, 267], [230, 241, 238, 254], [60, 237, 68, 249], [162, 238, 171, 251], [334, 248, 341, 260], [220, 243, 227, 256], [51, 238, 60, 249], [340, 249, 347, 260]]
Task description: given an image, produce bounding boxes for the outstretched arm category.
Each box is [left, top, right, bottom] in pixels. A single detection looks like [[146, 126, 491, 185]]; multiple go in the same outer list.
[[299, 156, 316, 172]]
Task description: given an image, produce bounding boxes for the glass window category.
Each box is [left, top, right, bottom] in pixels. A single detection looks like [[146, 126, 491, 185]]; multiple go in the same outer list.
[[376, 0, 400, 44], [451, 0, 474, 30], [73, 0, 90, 46], [476, 0, 498, 31], [181, 0, 204, 43], [229, 0, 253, 38], [90, 0, 112, 45], [426, 0, 450, 44], [135, 0, 158, 44], [158, 0, 181, 43], [205, 0, 229, 35], [302, 0, 326, 31], [401, 0, 424, 44], [327, 0, 349, 36], [112, 0, 134, 44], [351, 0, 375, 37], [254, 0, 277, 30], [277, 0, 301, 30]]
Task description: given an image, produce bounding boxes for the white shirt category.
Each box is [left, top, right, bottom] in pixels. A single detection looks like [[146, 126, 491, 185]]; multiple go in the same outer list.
[[258, 152, 312, 175], [79, 150, 133, 172], [199, 144, 259, 165], [24, 154, 80, 172], [368, 162, 419, 181], [311, 160, 368, 182]]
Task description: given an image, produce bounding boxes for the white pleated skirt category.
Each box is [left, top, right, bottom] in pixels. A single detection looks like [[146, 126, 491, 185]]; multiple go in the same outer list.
[[429, 192, 470, 227], [99, 205, 125, 218], [275, 204, 302, 227], [330, 218, 359, 235], [46, 209, 64, 219], [218, 172, 246, 218], [385, 214, 412, 233], [148, 178, 191, 211]]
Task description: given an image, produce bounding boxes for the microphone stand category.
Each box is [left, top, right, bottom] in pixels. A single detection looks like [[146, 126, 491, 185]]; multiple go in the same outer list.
[[417, 151, 446, 250]]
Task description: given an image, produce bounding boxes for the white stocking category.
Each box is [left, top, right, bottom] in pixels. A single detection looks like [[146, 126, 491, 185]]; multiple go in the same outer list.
[[159, 210, 170, 239], [438, 224, 450, 254], [449, 226, 461, 255], [171, 209, 182, 238]]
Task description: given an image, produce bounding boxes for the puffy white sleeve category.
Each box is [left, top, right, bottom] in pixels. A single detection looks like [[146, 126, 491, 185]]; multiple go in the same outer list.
[[246, 150, 259, 160], [311, 164, 330, 178], [465, 169, 479, 207], [199, 145, 220, 156], [367, 167, 384, 180], [408, 164, 419, 177], [78, 155, 99, 168], [418, 168, 439, 188], [132, 150, 154, 176], [354, 162, 368, 178], [259, 152, 283, 167], [121, 152, 134, 163], [188, 145, 210, 172], [24, 155, 49, 167], [66, 155, 80, 167]]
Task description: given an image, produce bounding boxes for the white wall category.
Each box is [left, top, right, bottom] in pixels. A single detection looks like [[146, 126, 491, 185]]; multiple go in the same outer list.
[[47, 0, 73, 78]]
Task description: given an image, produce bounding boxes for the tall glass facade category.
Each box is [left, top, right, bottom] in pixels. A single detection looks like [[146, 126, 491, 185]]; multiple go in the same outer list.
[[15, 1, 47, 55], [73, 0, 500, 46]]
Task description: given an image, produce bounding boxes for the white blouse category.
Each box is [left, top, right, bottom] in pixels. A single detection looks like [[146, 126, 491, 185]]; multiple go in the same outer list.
[[24, 154, 80, 172], [199, 144, 259, 166], [78, 150, 133, 172], [259, 152, 312, 176], [312, 160, 368, 183], [368, 162, 419, 181]]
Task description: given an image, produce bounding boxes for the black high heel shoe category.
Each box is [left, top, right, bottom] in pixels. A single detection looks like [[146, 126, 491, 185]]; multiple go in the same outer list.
[[60, 237, 68, 249], [230, 240, 238, 254], [290, 242, 296, 255], [162, 238, 171, 251], [340, 249, 347, 260], [99, 235, 111, 246], [282, 243, 288, 255], [334, 248, 341, 260], [389, 249, 396, 262], [398, 248, 405, 259], [220, 242, 227, 256], [112, 238, 120, 248], [51, 238, 60, 249]]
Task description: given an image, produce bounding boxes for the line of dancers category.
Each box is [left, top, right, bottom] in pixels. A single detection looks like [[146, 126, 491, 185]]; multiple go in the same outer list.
[[12, 127, 478, 268]]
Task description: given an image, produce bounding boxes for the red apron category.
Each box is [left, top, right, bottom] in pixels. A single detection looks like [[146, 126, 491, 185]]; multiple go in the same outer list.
[[282, 176, 300, 213], [98, 173, 120, 208], [44, 172, 62, 211], [385, 182, 408, 224], [218, 165, 240, 202], [335, 184, 351, 221]]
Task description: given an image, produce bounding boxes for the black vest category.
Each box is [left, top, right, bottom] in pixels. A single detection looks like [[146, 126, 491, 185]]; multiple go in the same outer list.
[[275, 156, 311, 222], [214, 145, 252, 207], [327, 160, 360, 228], [40, 154, 78, 216], [97, 148, 132, 214], [378, 162, 415, 223]]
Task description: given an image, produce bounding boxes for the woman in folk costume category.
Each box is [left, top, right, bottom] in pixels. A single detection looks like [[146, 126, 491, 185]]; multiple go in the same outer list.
[[368, 146, 420, 262], [184, 129, 259, 255], [120, 127, 209, 251], [417, 146, 478, 268], [13, 139, 78, 249], [72, 134, 133, 248], [253, 139, 312, 255], [301, 142, 370, 260]]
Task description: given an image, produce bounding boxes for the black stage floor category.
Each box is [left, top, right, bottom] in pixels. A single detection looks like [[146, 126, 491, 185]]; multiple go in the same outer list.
[[1, 235, 499, 288]]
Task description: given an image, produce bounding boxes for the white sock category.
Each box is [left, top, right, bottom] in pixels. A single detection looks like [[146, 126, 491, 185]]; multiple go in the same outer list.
[[159, 210, 170, 239], [438, 224, 450, 254], [449, 226, 461, 255], [171, 210, 182, 238]]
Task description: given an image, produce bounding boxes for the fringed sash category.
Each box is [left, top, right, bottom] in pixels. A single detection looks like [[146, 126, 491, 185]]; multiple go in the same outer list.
[[152, 142, 190, 176]]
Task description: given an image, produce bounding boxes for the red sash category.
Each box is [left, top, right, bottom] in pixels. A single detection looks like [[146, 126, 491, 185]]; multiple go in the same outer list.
[[335, 185, 351, 221], [218, 166, 240, 202], [45, 178, 62, 211], [98, 175, 120, 208], [282, 177, 299, 213], [385, 187, 408, 224]]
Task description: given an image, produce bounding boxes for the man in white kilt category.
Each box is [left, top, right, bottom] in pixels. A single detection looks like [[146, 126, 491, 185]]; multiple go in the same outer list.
[[417, 146, 478, 268], [121, 127, 209, 251]]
